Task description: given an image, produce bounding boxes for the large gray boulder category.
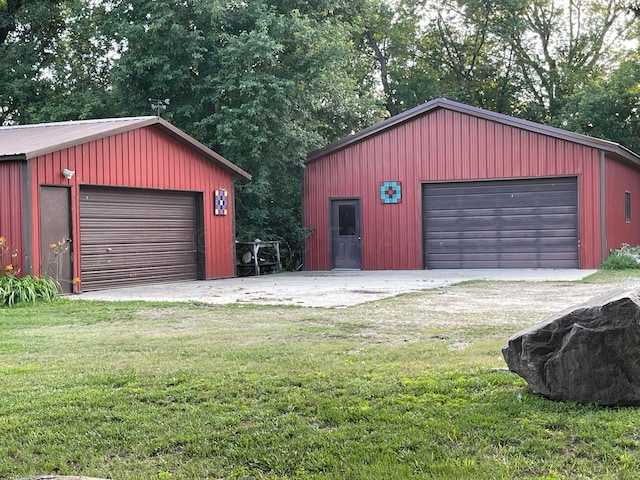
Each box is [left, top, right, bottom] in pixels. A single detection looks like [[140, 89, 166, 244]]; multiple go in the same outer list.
[[502, 287, 640, 406]]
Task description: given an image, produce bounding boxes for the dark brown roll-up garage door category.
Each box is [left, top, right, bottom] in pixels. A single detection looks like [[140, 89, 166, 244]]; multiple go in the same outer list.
[[423, 177, 578, 269], [80, 187, 199, 290]]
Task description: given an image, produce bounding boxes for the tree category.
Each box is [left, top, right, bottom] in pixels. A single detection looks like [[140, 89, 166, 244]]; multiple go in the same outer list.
[[502, 0, 636, 121], [99, 0, 380, 261], [0, 0, 113, 125], [0, 0, 24, 45], [360, 0, 523, 117], [554, 60, 640, 152], [360, 0, 637, 122], [195, 1, 380, 255], [422, 0, 522, 113]]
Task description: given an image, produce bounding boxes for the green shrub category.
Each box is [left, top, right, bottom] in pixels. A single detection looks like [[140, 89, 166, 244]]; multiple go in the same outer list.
[[601, 244, 640, 270], [0, 235, 60, 306], [0, 274, 59, 307]]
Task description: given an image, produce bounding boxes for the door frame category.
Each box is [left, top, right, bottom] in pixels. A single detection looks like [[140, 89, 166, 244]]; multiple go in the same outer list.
[[39, 185, 73, 293], [329, 197, 362, 269]]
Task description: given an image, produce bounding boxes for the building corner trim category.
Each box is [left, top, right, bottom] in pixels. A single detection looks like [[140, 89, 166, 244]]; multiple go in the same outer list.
[[600, 151, 607, 263]]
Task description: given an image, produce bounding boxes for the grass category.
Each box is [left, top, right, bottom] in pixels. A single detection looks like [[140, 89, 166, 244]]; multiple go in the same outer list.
[[0, 276, 640, 479], [580, 269, 640, 284]]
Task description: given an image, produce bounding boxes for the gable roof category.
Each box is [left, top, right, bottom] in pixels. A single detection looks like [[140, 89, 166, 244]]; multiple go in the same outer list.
[[307, 97, 640, 167], [0, 116, 251, 180]]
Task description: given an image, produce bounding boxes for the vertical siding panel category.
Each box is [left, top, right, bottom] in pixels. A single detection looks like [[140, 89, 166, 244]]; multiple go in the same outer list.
[[481, 117, 489, 178], [95, 139, 103, 185], [408, 120, 421, 268], [143, 129, 151, 187], [161, 130, 169, 187], [62, 149, 71, 183], [604, 156, 640, 253], [507, 129, 516, 177], [529, 133, 538, 174], [152, 129, 159, 188], [143, 131, 151, 187], [53, 150, 61, 184], [47, 152, 55, 183], [482, 123, 502, 178], [135, 129, 143, 187], [127, 130, 135, 186], [156, 131, 164, 187], [172, 145, 182, 190], [125, 131, 133, 185], [88, 142, 97, 184], [463, 117, 471, 179], [165, 135, 176, 188], [158, 131, 166, 188], [0, 162, 24, 272], [107, 137, 115, 185], [180, 139, 188, 189], [180, 146, 188, 190], [428, 115, 438, 179], [394, 127, 405, 268], [436, 110, 445, 178], [29, 161, 40, 271], [113, 135, 122, 185], [170, 146, 178, 191], [495, 122, 504, 178], [104, 136, 111, 184], [147, 131, 154, 187], [80, 144, 88, 184], [457, 114, 466, 179]]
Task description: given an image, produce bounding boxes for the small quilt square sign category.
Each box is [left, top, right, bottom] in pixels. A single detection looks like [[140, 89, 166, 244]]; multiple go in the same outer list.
[[214, 189, 228, 216], [380, 181, 402, 204]]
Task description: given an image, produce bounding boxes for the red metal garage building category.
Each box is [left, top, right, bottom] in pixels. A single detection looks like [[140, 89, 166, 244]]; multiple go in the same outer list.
[[0, 116, 250, 292], [304, 98, 640, 270]]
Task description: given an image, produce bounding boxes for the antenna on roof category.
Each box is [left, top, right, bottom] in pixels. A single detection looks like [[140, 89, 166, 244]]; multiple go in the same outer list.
[[149, 98, 170, 116]]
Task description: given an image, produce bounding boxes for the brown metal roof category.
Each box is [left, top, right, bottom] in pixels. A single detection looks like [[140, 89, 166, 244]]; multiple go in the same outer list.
[[306, 97, 640, 166], [0, 116, 251, 180]]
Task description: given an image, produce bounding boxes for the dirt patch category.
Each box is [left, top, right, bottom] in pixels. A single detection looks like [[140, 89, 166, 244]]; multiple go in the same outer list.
[[390, 281, 636, 327], [337, 280, 640, 345]]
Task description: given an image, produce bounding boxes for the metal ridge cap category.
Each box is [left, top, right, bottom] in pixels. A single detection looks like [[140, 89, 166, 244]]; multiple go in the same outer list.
[[0, 116, 157, 130]]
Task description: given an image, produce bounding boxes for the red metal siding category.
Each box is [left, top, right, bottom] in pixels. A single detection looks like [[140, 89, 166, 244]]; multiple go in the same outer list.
[[604, 156, 640, 254], [27, 126, 236, 290], [0, 161, 24, 272], [305, 108, 603, 270]]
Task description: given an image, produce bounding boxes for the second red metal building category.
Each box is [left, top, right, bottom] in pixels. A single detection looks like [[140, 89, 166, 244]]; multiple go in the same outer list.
[[304, 98, 640, 270]]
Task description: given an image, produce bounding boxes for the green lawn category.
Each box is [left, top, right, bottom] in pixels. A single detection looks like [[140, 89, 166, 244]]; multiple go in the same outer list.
[[1, 272, 640, 479]]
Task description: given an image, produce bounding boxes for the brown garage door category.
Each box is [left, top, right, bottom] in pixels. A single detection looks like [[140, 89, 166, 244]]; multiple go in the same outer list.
[[80, 187, 199, 291], [423, 177, 578, 269]]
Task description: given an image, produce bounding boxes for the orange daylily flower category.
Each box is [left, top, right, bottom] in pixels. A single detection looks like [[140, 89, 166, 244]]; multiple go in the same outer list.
[[50, 243, 57, 249], [5, 265, 13, 272]]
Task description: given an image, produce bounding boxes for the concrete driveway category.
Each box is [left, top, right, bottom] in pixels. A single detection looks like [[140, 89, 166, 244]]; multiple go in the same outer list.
[[72, 269, 597, 308]]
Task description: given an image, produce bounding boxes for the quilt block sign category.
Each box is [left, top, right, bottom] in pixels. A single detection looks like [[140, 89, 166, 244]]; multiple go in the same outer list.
[[214, 189, 228, 216], [380, 181, 402, 204]]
